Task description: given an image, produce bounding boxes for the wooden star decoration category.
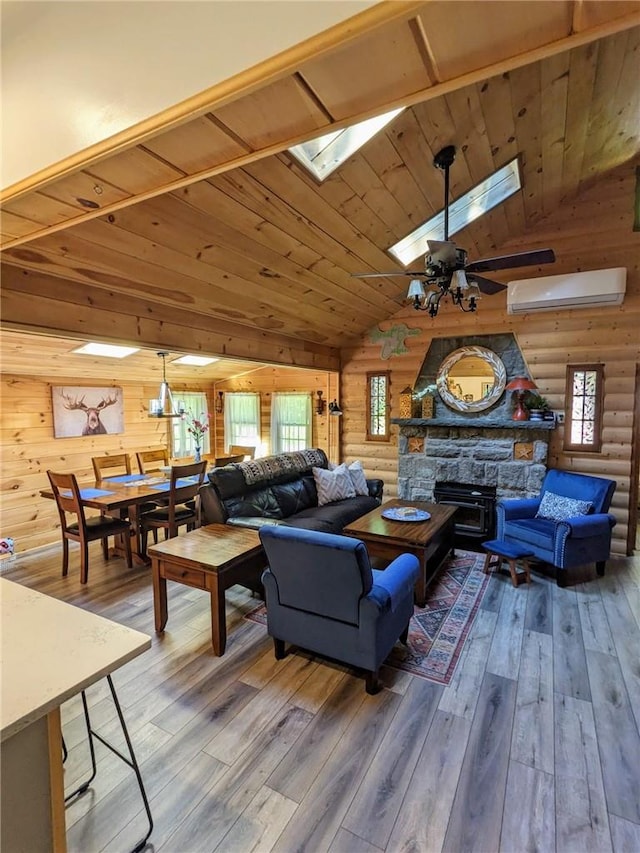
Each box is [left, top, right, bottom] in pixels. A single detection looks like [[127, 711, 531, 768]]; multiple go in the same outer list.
[[408, 437, 423, 453], [514, 442, 534, 461]]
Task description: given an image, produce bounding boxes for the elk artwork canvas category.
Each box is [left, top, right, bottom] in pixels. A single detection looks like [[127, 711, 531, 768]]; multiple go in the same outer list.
[[52, 386, 124, 438]]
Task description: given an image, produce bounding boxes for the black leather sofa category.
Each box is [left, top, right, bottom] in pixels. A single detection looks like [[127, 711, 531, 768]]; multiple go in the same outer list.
[[199, 448, 383, 534]]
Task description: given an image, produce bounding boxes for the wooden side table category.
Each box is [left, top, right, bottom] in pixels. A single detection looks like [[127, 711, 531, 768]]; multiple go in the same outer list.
[[149, 524, 265, 655]]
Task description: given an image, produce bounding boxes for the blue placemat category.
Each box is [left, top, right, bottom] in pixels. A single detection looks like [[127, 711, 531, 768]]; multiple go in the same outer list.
[[381, 506, 431, 522], [104, 474, 147, 483], [149, 477, 199, 492], [61, 488, 115, 499]]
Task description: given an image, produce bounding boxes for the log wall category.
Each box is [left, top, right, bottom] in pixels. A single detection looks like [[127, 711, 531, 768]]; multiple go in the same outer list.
[[340, 170, 640, 556]]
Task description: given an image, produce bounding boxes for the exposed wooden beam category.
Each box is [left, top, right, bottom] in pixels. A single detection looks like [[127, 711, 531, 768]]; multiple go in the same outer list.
[[0, 265, 341, 371]]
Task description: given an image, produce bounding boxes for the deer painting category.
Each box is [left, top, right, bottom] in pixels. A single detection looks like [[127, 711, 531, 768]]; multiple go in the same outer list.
[[53, 387, 124, 437]]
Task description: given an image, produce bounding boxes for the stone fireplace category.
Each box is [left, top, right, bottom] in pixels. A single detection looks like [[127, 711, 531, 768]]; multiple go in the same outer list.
[[395, 422, 553, 543]]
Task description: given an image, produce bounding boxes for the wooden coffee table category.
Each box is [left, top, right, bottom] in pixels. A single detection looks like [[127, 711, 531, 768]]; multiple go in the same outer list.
[[149, 524, 266, 655], [343, 499, 457, 606]]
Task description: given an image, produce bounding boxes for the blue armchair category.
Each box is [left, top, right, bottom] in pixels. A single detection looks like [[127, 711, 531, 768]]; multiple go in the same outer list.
[[258, 525, 420, 693], [496, 469, 616, 586]]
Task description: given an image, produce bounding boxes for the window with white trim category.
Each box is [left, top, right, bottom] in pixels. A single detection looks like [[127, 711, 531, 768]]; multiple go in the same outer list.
[[172, 392, 210, 458], [271, 393, 312, 453], [223, 393, 260, 453]]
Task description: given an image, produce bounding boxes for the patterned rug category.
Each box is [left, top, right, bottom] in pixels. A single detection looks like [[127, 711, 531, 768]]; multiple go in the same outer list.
[[245, 550, 490, 685]]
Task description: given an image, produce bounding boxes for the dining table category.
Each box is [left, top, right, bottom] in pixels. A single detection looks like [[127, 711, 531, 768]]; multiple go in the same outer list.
[[40, 471, 204, 566]]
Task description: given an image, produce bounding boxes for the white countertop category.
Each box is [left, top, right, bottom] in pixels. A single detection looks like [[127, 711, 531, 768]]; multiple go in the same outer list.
[[0, 578, 151, 741]]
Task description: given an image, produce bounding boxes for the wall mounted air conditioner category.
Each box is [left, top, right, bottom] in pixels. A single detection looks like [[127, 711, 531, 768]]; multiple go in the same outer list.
[[507, 267, 626, 314]]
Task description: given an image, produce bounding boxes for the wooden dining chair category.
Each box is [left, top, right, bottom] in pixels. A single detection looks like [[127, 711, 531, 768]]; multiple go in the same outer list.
[[214, 454, 246, 466], [229, 445, 255, 460], [92, 453, 132, 481], [47, 471, 132, 584], [136, 448, 170, 474], [140, 461, 207, 556]]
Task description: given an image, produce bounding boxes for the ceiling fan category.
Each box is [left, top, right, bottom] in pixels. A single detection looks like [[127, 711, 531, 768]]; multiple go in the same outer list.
[[353, 145, 555, 317]]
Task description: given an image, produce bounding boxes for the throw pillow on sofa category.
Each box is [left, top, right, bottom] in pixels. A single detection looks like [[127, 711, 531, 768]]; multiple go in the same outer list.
[[347, 460, 369, 496], [535, 491, 592, 522], [313, 464, 356, 506]]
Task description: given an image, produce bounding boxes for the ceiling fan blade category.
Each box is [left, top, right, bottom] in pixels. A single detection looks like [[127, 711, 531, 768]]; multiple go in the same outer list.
[[469, 274, 507, 295], [466, 248, 556, 274], [351, 271, 424, 279]]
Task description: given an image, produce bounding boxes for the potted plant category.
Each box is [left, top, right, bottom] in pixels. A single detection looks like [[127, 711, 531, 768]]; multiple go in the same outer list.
[[525, 393, 550, 421]]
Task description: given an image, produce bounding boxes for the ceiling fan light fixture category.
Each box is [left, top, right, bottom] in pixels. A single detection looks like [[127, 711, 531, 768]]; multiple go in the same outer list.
[[407, 279, 426, 299]]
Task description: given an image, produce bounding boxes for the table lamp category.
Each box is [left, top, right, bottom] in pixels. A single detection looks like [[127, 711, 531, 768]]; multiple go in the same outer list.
[[505, 376, 537, 421]]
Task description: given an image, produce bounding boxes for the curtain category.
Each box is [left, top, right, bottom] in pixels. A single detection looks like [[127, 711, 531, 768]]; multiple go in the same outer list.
[[224, 393, 260, 453], [271, 393, 312, 454], [172, 391, 210, 458]]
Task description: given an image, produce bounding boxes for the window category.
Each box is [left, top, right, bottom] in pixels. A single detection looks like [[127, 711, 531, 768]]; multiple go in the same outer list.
[[367, 372, 390, 441], [564, 364, 604, 452], [271, 393, 311, 453], [389, 158, 521, 266], [224, 393, 260, 453], [288, 108, 404, 181], [172, 392, 210, 458]]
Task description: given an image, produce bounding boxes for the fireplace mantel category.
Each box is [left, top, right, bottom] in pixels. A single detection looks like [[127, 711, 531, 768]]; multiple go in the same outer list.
[[392, 418, 555, 430]]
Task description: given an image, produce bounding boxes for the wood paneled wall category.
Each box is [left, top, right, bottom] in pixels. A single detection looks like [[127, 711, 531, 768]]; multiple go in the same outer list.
[[340, 169, 640, 556], [0, 378, 214, 553], [214, 366, 338, 460], [0, 367, 336, 554]]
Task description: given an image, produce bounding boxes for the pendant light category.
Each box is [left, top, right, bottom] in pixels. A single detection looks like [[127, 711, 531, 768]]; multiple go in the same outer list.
[[148, 351, 182, 417]]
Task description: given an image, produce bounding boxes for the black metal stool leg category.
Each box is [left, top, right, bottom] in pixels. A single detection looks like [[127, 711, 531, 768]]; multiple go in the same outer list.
[[63, 676, 153, 853], [64, 690, 97, 801]]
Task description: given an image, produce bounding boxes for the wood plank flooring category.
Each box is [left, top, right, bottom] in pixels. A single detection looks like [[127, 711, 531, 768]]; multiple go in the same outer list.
[[2, 543, 640, 853]]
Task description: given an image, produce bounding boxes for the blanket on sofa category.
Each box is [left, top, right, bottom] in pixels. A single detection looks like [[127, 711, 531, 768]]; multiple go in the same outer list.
[[239, 448, 327, 486]]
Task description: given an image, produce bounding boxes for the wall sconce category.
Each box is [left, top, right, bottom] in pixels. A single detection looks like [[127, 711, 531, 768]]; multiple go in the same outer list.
[[328, 399, 343, 416], [315, 390, 326, 415], [215, 391, 224, 414]]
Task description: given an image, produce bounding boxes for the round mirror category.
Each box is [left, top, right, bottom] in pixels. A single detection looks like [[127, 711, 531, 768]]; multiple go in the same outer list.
[[436, 346, 506, 413]]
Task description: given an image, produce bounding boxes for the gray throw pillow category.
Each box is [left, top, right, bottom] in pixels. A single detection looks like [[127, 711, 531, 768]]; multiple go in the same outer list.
[[536, 491, 592, 522]]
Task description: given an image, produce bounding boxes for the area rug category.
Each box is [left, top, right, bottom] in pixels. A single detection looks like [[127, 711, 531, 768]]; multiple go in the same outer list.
[[245, 550, 490, 686]]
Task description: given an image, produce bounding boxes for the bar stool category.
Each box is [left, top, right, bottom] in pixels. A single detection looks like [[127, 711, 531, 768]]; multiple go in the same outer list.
[[63, 675, 153, 853]]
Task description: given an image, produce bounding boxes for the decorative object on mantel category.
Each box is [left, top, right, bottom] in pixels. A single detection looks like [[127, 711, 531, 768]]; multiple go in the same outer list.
[[399, 386, 414, 418], [505, 376, 538, 421], [525, 393, 551, 421], [368, 323, 420, 359], [437, 346, 507, 413]]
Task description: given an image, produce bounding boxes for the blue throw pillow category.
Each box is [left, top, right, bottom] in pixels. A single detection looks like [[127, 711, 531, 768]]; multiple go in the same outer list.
[[536, 491, 592, 522]]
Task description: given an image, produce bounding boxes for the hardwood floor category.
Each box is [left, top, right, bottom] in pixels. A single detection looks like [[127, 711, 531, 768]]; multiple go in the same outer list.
[[3, 543, 640, 853]]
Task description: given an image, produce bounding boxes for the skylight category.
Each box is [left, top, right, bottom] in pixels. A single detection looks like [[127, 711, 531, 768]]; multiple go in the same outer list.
[[288, 108, 404, 181], [172, 355, 219, 366], [72, 342, 139, 358], [389, 158, 522, 266]]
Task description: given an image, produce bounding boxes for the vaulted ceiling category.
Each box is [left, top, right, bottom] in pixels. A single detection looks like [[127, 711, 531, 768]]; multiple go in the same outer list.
[[1, 2, 639, 363]]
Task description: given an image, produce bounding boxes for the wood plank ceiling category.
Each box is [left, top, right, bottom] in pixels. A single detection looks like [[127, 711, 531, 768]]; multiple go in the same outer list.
[[1, 1, 639, 358]]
